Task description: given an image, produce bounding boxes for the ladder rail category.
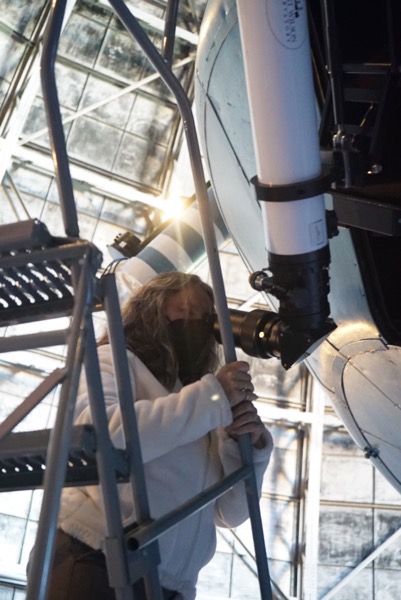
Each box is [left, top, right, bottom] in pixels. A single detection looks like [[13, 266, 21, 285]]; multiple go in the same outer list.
[[40, 0, 79, 238], [26, 0, 165, 596], [25, 250, 97, 600], [102, 274, 153, 522], [106, 1, 272, 597], [94, 275, 164, 599], [83, 318, 162, 600]]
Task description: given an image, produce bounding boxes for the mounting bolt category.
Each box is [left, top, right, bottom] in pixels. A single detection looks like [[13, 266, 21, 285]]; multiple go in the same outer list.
[[364, 447, 379, 459]]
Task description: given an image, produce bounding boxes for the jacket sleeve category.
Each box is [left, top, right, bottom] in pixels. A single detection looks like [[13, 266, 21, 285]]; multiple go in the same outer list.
[[212, 427, 273, 528], [74, 345, 233, 463]]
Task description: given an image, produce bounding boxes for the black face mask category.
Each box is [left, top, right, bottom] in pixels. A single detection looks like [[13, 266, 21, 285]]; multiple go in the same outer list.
[[167, 318, 215, 385]]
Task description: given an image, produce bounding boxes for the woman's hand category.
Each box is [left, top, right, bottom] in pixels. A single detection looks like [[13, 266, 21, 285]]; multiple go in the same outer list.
[[225, 401, 268, 449], [216, 361, 267, 449], [216, 361, 256, 407]]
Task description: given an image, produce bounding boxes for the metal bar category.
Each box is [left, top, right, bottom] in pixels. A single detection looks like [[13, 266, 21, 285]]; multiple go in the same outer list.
[[0, 330, 67, 352], [162, 0, 180, 66], [0, 0, 77, 181], [26, 255, 95, 600], [1, 184, 20, 220], [12, 144, 163, 208], [0, 240, 96, 269], [102, 274, 163, 599], [302, 380, 325, 600], [321, 526, 401, 599], [126, 465, 253, 550], [3, 172, 31, 219], [98, 0, 199, 45], [83, 319, 137, 600], [0, 368, 66, 441], [321, 0, 345, 127], [40, 0, 79, 238], [0, 0, 51, 132], [320, 497, 401, 510], [186, 0, 200, 31], [292, 373, 307, 597], [104, 2, 272, 597]]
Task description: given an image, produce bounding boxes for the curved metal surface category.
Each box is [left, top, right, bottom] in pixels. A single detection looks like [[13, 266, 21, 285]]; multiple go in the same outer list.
[[195, 0, 401, 492]]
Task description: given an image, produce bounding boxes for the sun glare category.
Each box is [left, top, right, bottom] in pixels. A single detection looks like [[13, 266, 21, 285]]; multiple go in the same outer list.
[[161, 195, 187, 220]]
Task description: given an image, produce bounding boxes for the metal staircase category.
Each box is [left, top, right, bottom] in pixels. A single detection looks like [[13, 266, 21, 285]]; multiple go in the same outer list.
[[0, 1, 273, 599], [0, 216, 165, 600]]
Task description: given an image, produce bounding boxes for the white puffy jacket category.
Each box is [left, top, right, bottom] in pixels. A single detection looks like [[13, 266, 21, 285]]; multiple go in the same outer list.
[[59, 345, 273, 599]]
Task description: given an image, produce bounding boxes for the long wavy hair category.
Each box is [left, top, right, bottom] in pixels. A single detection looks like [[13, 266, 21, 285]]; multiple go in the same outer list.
[[98, 271, 220, 389]]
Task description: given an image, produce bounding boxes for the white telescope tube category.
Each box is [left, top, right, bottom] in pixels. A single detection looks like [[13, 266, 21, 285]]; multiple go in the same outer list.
[[114, 192, 229, 297], [237, 0, 328, 256]]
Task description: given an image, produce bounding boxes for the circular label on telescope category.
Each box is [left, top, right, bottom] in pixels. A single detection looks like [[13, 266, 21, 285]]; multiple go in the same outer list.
[[267, 0, 307, 49]]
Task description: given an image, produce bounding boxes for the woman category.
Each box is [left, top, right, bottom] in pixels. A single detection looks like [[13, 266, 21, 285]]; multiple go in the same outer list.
[[49, 272, 273, 599]]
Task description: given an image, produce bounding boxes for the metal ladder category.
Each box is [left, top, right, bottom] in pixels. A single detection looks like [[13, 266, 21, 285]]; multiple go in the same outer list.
[[0, 1, 273, 598], [0, 218, 165, 600]]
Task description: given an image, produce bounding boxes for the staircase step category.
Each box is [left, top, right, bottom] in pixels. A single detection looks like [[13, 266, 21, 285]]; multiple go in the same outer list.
[[0, 425, 129, 492], [0, 220, 103, 327]]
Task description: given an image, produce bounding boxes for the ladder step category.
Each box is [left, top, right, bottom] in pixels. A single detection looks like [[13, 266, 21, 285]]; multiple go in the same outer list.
[[0, 425, 130, 492], [0, 220, 103, 327], [0, 220, 51, 253]]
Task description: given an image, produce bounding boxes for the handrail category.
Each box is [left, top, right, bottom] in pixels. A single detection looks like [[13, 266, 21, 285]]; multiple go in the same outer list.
[[40, 0, 79, 238], [106, 1, 272, 597]]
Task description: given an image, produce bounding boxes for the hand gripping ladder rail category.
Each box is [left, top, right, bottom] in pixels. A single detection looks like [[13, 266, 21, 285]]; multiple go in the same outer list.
[[0, 1, 273, 599]]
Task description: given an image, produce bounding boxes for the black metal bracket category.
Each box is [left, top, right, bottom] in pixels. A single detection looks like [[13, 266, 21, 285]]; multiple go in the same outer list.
[[251, 171, 332, 203], [332, 192, 401, 236]]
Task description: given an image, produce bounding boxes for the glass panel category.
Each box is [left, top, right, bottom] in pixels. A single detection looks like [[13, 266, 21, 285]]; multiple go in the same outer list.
[[113, 132, 165, 188], [319, 507, 373, 566], [0, 32, 25, 81], [67, 116, 122, 171], [55, 63, 88, 112], [2, 0, 44, 38], [321, 455, 374, 502], [374, 510, 401, 568], [79, 75, 134, 128], [0, 515, 27, 563], [96, 28, 146, 81], [126, 94, 176, 146], [58, 13, 106, 68], [75, 0, 113, 26]]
